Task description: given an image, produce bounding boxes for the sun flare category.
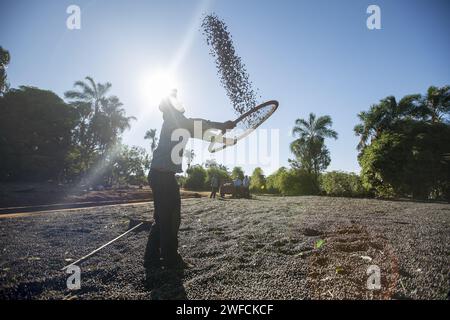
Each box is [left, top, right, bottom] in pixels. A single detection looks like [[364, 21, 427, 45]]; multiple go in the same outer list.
[[139, 70, 178, 107]]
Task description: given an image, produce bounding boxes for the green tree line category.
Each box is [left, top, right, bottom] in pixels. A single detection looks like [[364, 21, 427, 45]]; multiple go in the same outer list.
[[182, 86, 449, 201], [355, 86, 450, 200], [1, 48, 448, 199], [0, 51, 153, 185]]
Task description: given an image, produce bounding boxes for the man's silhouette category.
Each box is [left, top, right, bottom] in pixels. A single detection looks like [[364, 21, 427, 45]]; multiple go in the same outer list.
[[144, 89, 234, 269], [210, 174, 219, 199]]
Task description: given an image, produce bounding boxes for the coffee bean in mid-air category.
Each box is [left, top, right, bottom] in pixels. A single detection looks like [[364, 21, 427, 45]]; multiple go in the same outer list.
[[202, 14, 263, 128]]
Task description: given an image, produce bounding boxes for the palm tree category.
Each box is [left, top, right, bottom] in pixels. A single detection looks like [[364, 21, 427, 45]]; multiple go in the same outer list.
[[101, 96, 136, 150], [65, 77, 113, 156], [0, 46, 10, 95], [416, 85, 450, 123], [144, 129, 158, 154], [291, 113, 338, 146], [290, 113, 337, 178], [64, 77, 134, 177], [184, 149, 195, 169], [65, 76, 112, 114], [354, 95, 420, 150]]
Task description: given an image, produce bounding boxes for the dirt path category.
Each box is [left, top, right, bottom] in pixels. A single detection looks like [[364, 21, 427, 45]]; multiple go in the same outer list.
[[0, 182, 206, 210], [0, 196, 448, 300]]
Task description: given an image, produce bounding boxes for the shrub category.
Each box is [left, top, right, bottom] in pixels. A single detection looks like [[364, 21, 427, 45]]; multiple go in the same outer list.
[[359, 122, 450, 200], [279, 169, 318, 195], [184, 165, 206, 190], [205, 166, 230, 188], [320, 171, 369, 197], [250, 167, 266, 193], [265, 168, 319, 195], [266, 168, 285, 194], [231, 166, 245, 180]]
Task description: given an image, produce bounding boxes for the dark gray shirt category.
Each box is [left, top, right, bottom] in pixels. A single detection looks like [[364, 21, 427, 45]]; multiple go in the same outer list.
[[151, 98, 223, 173]]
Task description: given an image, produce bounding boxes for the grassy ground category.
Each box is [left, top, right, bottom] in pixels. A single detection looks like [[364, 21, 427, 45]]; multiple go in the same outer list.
[[0, 196, 448, 300]]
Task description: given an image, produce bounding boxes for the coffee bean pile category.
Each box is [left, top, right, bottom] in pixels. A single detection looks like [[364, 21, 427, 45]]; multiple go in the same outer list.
[[202, 14, 262, 128]]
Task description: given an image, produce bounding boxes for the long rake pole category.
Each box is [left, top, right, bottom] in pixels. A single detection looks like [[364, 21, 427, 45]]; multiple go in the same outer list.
[[61, 222, 144, 271]]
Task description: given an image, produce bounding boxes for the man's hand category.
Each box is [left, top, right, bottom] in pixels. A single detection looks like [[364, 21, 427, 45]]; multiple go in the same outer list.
[[221, 120, 235, 133]]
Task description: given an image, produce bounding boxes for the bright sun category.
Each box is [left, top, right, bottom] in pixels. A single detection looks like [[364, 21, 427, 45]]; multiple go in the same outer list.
[[139, 70, 178, 106]]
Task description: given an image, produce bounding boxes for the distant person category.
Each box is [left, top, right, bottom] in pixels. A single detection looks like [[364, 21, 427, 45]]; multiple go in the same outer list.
[[243, 175, 250, 198], [243, 176, 249, 188], [233, 177, 242, 198], [144, 89, 235, 270], [210, 174, 219, 199]]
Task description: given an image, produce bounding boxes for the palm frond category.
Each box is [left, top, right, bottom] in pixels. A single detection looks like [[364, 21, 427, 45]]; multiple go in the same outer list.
[[73, 80, 95, 97], [97, 82, 112, 98], [308, 113, 316, 124], [64, 90, 90, 101], [322, 128, 338, 139], [295, 118, 310, 128], [315, 115, 333, 131], [84, 76, 98, 97]]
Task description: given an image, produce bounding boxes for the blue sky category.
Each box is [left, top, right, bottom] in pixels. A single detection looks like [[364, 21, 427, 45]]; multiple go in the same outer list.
[[1, 0, 449, 175]]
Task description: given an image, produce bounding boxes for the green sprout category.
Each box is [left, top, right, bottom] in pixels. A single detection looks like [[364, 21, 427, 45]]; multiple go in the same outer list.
[[315, 239, 326, 249]]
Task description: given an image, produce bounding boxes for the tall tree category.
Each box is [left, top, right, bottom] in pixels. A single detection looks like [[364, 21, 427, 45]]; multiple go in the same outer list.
[[65, 76, 111, 115], [289, 137, 331, 176], [355, 86, 450, 200], [64, 77, 134, 177], [0, 46, 10, 95], [231, 166, 245, 180], [415, 85, 450, 124], [354, 88, 449, 152], [290, 113, 337, 177], [359, 123, 450, 200], [292, 113, 338, 143], [184, 149, 195, 169], [354, 95, 421, 150], [0, 87, 77, 181], [99, 96, 135, 152], [144, 129, 158, 155], [64, 77, 112, 160]]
